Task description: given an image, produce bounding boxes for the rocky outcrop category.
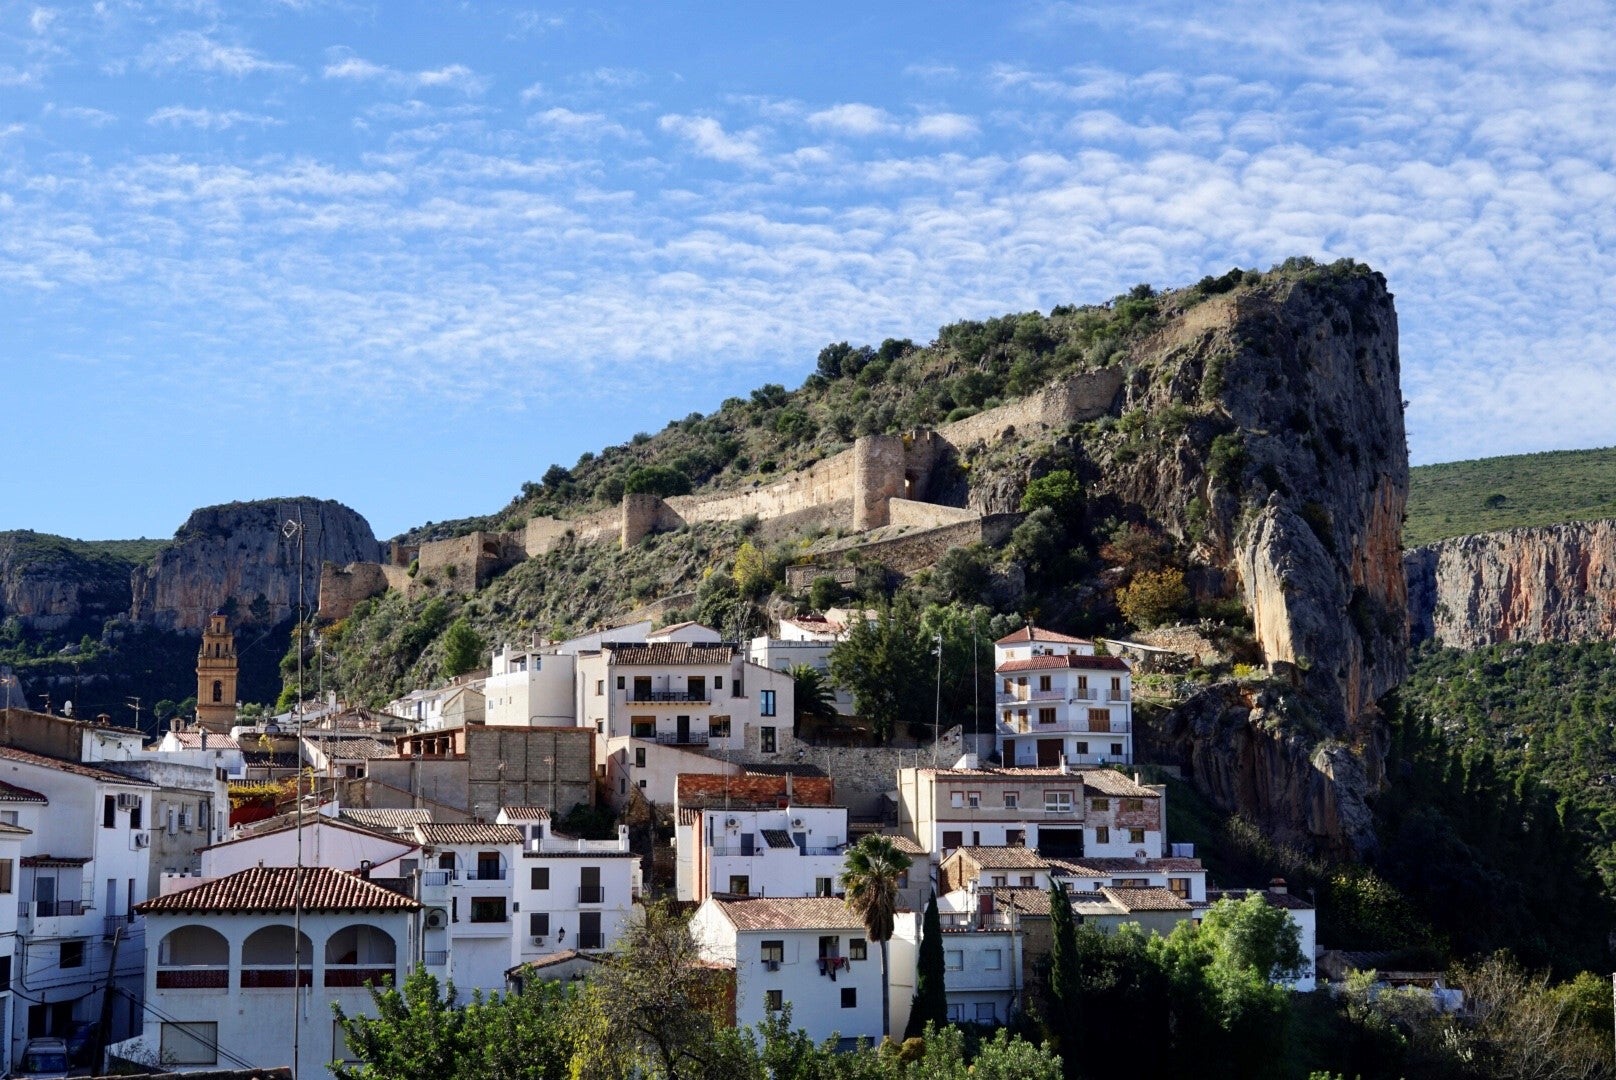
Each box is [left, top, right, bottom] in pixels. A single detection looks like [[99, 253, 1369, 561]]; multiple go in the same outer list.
[[1048, 262, 1407, 853], [0, 533, 137, 632], [131, 499, 382, 632], [1407, 519, 1616, 648]]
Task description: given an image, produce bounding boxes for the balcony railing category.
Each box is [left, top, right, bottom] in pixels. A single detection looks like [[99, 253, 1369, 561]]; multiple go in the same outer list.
[[473, 867, 508, 881], [996, 689, 1130, 706], [326, 966, 397, 988], [423, 950, 449, 967], [577, 932, 606, 950], [32, 899, 85, 918], [999, 718, 1133, 735], [654, 731, 710, 746], [104, 914, 136, 939], [240, 967, 313, 988], [578, 885, 605, 904], [630, 691, 708, 703], [156, 967, 229, 989], [421, 870, 454, 887]]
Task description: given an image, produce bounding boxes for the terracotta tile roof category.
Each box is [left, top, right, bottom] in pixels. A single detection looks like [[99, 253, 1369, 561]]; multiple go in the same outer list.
[[414, 822, 524, 846], [515, 948, 606, 971], [168, 732, 244, 751], [677, 806, 700, 826], [711, 896, 867, 932], [136, 866, 420, 914], [0, 821, 31, 836], [22, 854, 89, 867], [0, 779, 48, 803], [1050, 856, 1204, 875], [996, 654, 1130, 673], [1079, 770, 1159, 798], [202, 814, 412, 852], [339, 809, 434, 832], [604, 642, 736, 666], [676, 773, 835, 808], [0, 744, 158, 787], [879, 835, 925, 855], [1101, 886, 1192, 912], [995, 626, 1094, 646], [500, 806, 552, 821], [985, 886, 1054, 915], [761, 829, 796, 849], [954, 846, 1048, 869], [314, 738, 397, 761]]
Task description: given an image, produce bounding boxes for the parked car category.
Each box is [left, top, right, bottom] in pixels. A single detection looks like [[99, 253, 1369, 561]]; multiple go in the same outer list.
[[14, 1037, 71, 1078]]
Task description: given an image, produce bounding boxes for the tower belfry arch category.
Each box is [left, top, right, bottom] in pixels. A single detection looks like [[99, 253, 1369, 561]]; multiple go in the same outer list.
[[195, 611, 239, 733]]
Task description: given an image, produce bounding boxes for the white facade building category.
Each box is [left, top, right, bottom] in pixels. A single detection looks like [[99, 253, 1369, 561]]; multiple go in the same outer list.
[[122, 866, 417, 1079], [676, 803, 849, 903], [992, 626, 1134, 768], [690, 896, 885, 1046], [484, 646, 577, 728]]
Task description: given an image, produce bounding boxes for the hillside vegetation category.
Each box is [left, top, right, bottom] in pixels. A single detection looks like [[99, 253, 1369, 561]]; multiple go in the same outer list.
[[1405, 447, 1616, 547]]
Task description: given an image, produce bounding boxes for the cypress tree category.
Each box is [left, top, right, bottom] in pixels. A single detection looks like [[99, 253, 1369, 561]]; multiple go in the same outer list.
[[907, 892, 948, 1037], [1046, 881, 1080, 1076]]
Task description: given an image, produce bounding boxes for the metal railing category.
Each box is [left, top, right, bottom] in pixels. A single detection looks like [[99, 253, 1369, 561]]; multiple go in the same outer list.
[[577, 932, 605, 950], [578, 885, 605, 904], [473, 867, 508, 881], [325, 966, 397, 988], [629, 691, 708, 703], [240, 967, 313, 988], [32, 899, 84, 918], [653, 731, 710, 745], [423, 951, 449, 967], [156, 967, 229, 989]]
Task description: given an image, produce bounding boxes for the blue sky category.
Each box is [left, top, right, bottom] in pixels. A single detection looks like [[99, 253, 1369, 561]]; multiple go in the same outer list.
[[4, 1, 1614, 541]]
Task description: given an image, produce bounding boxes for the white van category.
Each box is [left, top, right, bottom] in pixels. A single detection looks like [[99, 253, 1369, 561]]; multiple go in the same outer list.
[[14, 1037, 72, 1078]]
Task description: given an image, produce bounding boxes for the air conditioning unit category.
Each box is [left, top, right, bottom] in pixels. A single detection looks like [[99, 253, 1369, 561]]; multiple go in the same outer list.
[[790, 818, 805, 830], [116, 793, 140, 810], [763, 959, 780, 971], [532, 936, 546, 946], [725, 817, 740, 829], [178, 810, 192, 830], [133, 832, 150, 849], [424, 908, 448, 930]]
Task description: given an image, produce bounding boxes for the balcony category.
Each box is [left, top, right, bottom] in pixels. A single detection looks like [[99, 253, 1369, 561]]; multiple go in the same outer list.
[[423, 950, 449, 967], [325, 966, 397, 988], [240, 967, 313, 988], [998, 717, 1133, 735], [104, 914, 136, 939], [817, 956, 848, 979], [156, 966, 229, 989], [472, 867, 508, 882], [629, 691, 708, 704], [578, 885, 605, 904], [33, 899, 85, 918], [654, 731, 709, 746], [577, 932, 606, 950]]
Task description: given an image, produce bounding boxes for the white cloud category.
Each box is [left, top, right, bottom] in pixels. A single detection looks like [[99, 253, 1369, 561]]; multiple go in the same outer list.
[[44, 104, 116, 125], [657, 114, 764, 167], [322, 51, 486, 94], [138, 32, 294, 77], [908, 112, 978, 140], [529, 107, 636, 140], [323, 55, 390, 81], [29, 7, 55, 34], [148, 106, 282, 130], [806, 103, 893, 136]]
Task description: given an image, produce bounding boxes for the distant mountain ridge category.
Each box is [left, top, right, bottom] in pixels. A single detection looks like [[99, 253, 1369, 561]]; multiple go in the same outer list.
[[1405, 446, 1616, 547]]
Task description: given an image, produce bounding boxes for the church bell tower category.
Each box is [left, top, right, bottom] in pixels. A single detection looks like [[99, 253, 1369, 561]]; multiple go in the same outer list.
[[195, 611, 239, 733]]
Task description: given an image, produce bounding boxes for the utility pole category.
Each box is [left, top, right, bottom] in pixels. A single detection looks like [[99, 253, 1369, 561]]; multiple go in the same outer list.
[[126, 696, 142, 730], [932, 633, 943, 767]]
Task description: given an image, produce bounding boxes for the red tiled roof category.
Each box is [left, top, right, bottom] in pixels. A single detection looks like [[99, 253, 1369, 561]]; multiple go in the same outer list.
[[201, 814, 414, 852], [0, 779, 47, 803], [0, 744, 158, 787], [1048, 856, 1202, 876], [500, 806, 551, 821], [995, 626, 1094, 646], [996, 655, 1130, 673], [168, 732, 244, 751], [604, 642, 736, 666], [677, 773, 835, 808], [1101, 886, 1191, 912], [22, 854, 88, 867], [415, 823, 524, 846], [951, 846, 1048, 870], [136, 866, 420, 914], [711, 896, 867, 932], [1078, 769, 1159, 797]]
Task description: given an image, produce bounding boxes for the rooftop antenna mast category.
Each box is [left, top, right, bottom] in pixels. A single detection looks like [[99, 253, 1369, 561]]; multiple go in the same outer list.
[[283, 509, 307, 1077], [932, 632, 943, 768]]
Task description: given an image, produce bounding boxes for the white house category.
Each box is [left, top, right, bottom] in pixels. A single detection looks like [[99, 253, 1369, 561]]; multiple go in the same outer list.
[[0, 818, 30, 1074], [153, 730, 248, 781], [647, 622, 723, 644], [484, 645, 576, 728], [0, 744, 155, 1066], [121, 865, 418, 1078], [411, 822, 523, 995], [993, 627, 1134, 768], [676, 803, 849, 903], [1204, 884, 1318, 991], [199, 815, 419, 880], [690, 896, 885, 1046], [501, 810, 640, 965], [892, 898, 1028, 1029]]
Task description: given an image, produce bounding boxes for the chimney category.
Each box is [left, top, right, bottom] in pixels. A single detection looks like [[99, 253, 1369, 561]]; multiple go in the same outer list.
[[1269, 877, 1287, 895], [359, 859, 372, 880], [1058, 754, 1069, 776], [200, 729, 208, 751]]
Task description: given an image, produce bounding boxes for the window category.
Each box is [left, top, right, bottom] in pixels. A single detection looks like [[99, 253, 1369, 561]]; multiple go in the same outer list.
[[967, 791, 981, 808], [1002, 678, 1012, 693], [950, 790, 964, 808], [1003, 791, 1019, 809], [714, 676, 724, 690], [990, 875, 1006, 887], [1110, 743, 1123, 757], [1020, 875, 1035, 886], [1111, 676, 1123, 695], [816, 877, 834, 897], [841, 987, 857, 1008], [942, 831, 963, 850], [728, 876, 750, 895], [1129, 828, 1146, 845], [596, 680, 604, 695], [760, 727, 776, 753], [1043, 790, 1073, 813], [103, 795, 115, 829], [0, 955, 10, 990], [161, 1021, 218, 1066], [984, 949, 1002, 970], [944, 950, 963, 971], [765, 989, 784, 1011], [1094, 826, 1110, 845], [1038, 707, 1056, 725], [1169, 878, 1190, 899], [946, 1003, 964, 1022], [1121, 798, 1144, 812], [975, 1003, 997, 1023], [1087, 707, 1110, 728], [632, 717, 655, 738], [1002, 709, 1012, 724], [1075, 741, 1089, 754], [635, 747, 646, 768], [60, 941, 85, 968], [531, 867, 549, 890], [0, 810, 14, 825], [1039, 675, 1052, 691], [0, 859, 12, 894], [477, 852, 502, 880], [211, 680, 222, 703], [849, 938, 867, 961], [130, 800, 142, 829], [530, 913, 550, 936], [470, 898, 508, 923], [1090, 797, 1110, 811], [761, 940, 784, 964], [1006, 829, 1025, 847], [334, 1019, 361, 1065], [897, 869, 909, 889], [760, 690, 776, 717], [709, 716, 732, 739], [616, 676, 625, 690]]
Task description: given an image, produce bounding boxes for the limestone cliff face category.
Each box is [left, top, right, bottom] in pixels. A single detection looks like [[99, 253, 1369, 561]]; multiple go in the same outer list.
[[1407, 519, 1616, 648], [0, 534, 133, 632], [1051, 264, 1407, 853], [131, 499, 382, 632]]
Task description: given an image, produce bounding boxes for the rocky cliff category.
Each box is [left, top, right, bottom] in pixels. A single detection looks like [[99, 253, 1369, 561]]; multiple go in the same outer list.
[[1067, 262, 1407, 854], [1407, 519, 1616, 648], [0, 533, 137, 633], [130, 499, 383, 632]]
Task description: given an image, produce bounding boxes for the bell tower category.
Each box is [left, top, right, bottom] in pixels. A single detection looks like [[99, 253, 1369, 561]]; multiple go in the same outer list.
[[195, 611, 239, 733]]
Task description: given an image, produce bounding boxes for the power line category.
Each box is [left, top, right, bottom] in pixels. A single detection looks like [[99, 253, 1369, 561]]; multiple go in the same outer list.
[[112, 985, 262, 1073]]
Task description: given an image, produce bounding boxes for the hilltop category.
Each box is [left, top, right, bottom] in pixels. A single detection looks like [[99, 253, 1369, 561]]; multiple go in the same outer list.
[[1405, 446, 1616, 547]]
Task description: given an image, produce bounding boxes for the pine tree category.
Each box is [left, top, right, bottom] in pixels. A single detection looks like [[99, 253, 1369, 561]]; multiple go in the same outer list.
[[907, 892, 948, 1037]]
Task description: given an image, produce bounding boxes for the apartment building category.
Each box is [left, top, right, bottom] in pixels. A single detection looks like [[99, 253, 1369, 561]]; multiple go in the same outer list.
[[992, 626, 1134, 768]]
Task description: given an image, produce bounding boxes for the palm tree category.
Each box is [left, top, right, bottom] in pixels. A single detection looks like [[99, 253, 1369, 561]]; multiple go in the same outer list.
[[841, 834, 913, 1041], [790, 664, 837, 735]]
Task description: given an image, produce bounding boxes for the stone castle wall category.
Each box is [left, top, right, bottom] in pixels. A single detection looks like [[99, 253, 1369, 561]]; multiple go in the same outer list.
[[935, 367, 1123, 450], [317, 562, 392, 621], [886, 498, 979, 530], [415, 530, 526, 593]]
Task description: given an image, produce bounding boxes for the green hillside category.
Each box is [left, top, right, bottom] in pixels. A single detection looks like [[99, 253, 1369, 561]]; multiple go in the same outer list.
[[1405, 446, 1616, 547]]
